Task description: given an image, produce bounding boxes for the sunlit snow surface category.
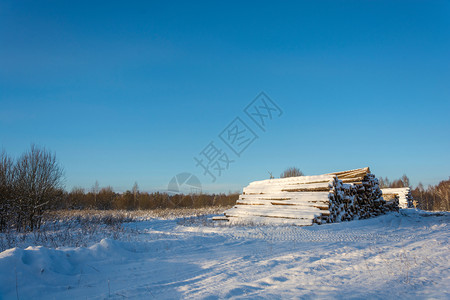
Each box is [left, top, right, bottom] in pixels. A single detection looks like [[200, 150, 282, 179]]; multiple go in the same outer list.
[[0, 209, 448, 299]]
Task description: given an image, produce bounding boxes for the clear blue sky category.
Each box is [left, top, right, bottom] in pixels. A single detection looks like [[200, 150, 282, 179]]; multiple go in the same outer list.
[[1, 0, 449, 193]]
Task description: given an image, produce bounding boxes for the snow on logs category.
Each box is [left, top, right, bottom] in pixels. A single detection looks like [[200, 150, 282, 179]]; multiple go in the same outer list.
[[381, 187, 413, 209], [216, 167, 398, 226]]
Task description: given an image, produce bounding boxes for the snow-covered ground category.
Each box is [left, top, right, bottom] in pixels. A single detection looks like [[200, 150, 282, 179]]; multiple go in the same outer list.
[[0, 209, 448, 299]]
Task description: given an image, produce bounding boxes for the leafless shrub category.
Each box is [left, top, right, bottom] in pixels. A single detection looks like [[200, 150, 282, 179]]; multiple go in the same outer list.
[[0, 212, 131, 251]]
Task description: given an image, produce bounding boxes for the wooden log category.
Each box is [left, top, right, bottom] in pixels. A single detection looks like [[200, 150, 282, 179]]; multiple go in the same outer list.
[[212, 216, 229, 221], [281, 187, 331, 192]]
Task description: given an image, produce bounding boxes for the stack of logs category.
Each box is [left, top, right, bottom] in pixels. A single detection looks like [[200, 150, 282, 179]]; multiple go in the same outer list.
[[214, 167, 398, 226], [381, 187, 413, 209], [327, 168, 389, 222]]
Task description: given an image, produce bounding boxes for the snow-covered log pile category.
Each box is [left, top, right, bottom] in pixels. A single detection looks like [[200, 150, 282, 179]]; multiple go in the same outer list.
[[219, 174, 339, 226], [327, 167, 389, 220], [381, 187, 413, 209], [215, 167, 397, 226]]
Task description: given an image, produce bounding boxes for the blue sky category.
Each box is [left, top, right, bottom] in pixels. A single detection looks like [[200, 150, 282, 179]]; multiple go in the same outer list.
[[1, 0, 449, 193]]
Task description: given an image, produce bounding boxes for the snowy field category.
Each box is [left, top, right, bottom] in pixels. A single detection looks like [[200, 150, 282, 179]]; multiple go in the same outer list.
[[0, 209, 448, 299]]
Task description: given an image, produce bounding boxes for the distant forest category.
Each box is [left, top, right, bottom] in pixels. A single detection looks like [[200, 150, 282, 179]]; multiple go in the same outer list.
[[0, 146, 448, 232], [62, 187, 238, 211]]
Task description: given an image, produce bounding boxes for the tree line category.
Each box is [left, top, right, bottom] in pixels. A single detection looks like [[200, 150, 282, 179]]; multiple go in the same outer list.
[[62, 186, 238, 211], [411, 179, 450, 211]]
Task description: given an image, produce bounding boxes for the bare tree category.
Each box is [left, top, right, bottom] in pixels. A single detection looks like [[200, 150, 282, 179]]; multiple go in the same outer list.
[[92, 180, 99, 208], [280, 167, 304, 178], [132, 181, 139, 209], [0, 150, 15, 231], [401, 174, 410, 187], [384, 177, 391, 188], [436, 178, 450, 211], [14, 145, 64, 230]]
